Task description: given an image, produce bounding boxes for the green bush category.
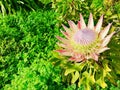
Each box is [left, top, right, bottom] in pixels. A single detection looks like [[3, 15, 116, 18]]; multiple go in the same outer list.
[[0, 0, 52, 16], [4, 59, 62, 90], [52, 0, 90, 24], [52, 0, 120, 28], [0, 9, 60, 89]]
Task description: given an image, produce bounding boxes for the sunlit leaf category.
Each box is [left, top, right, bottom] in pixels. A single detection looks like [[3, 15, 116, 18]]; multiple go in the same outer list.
[[96, 77, 107, 88], [71, 71, 80, 84], [64, 68, 76, 76]]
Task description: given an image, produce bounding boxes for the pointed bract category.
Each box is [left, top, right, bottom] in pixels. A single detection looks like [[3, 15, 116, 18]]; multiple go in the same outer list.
[[62, 24, 71, 35], [77, 21, 81, 29], [56, 36, 68, 43], [68, 20, 79, 32], [92, 53, 98, 61], [60, 30, 69, 39], [88, 13, 94, 29], [56, 50, 72, 56], [101, 32, 115, 47], [57, 42, 67, 48], [80, 14, 86, 29], [100, 23, 112, 40], [95, 15, 103, 33], [98, 47, 110, 53]]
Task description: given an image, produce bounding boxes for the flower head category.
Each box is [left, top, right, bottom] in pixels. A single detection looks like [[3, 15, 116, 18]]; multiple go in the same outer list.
[[56, 13, 115, 62]]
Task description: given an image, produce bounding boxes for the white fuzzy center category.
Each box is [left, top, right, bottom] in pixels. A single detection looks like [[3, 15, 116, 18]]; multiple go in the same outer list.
[[73, 29, 96, 45]]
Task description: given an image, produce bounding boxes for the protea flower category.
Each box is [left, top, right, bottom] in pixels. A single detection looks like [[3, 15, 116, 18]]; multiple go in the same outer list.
[[56, 13, 115, 62]]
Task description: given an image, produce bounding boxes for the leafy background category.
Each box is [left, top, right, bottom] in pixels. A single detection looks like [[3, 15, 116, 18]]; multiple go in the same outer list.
[[0, 0, 120, 90]]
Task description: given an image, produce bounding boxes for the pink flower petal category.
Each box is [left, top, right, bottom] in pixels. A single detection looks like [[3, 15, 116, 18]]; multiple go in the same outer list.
[[88, 13, 94, 29], [56, 50, 72, 56], [56, 50, 65, 53], [56, 36, 68, 43], [68, 20, 79, 32], [100, 23, 112, 40], [95, 15, 103, 33], [60, 30, 70, 39], [77, 21, 81, 29], [98, 47, 110, 53], [91, 53, 98, 61], [69, 57, 76, 61], [57, 42, 66, 48], [62, 24, 71, 35], [74, 53, 82, 59], [86, 55, 91, 60], [69, 57, 83, 62], [80, 14, 86, 29], [70, 53, 86, 62], [101, 32, 115, 47]]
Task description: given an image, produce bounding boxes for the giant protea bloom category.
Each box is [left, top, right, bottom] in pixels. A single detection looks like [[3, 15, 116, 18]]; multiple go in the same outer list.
[[56, 13, 115, 62]]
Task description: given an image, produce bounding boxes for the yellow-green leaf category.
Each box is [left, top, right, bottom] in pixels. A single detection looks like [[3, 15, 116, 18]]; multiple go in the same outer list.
[[78, 77, 84, 87], [74, 62, 86, 71], [89, 75, 95, 84], [71, 71, 80, 84], [96, 78, 107, 88], [104, 64, 111, 72], [86, 83, 91, 90], [109, 14, 118, 19], [64, 68, 76, 76]]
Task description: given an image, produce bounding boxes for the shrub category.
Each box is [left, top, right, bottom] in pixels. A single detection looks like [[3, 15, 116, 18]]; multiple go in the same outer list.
[[4, 59, 62, 90], [0, 0, 52, 16], [0, 9, 60, 89], [52, 0, 120, 28]]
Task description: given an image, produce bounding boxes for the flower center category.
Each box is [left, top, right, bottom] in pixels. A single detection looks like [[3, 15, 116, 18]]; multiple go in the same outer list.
[[73, 29, 96, 45]]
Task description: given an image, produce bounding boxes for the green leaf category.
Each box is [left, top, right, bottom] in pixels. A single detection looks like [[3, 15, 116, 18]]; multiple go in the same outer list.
[[89, 75, 95, 84], [104, 64, 111, 72], [90, 0, 103, 9], [106, 9, 112, 16], [78, 77, 84, 87], [49, 58, 60, 62], [109, 14, 118, 19], [53, 60, 62, 66], [96, 77, 107, 88], [64, 68, 76, 76], [111, 62, 120, 74], [74, 62, 87, 71], [71, 71, 80, 84], [86, 83, 91, 90]]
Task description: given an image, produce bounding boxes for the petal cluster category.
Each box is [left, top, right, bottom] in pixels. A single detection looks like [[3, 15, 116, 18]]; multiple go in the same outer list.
[[56, 13, 115, 62]]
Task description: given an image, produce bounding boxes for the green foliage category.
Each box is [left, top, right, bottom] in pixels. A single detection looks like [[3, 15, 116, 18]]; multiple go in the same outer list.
[[0, 0, 52, 16], [90, 0, 120, 27], [91, 0, 103, 9], [4, 59, 62, 90], [52, 0, 90, 23], [51, 51, 120, 89], [51, 53, 114, 90], [52, 0, 120, 29], [113, 1, 120, 14], [0, 9, 60, 89], [102, 28, 120, 79], [39, 0, 52, 5]]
